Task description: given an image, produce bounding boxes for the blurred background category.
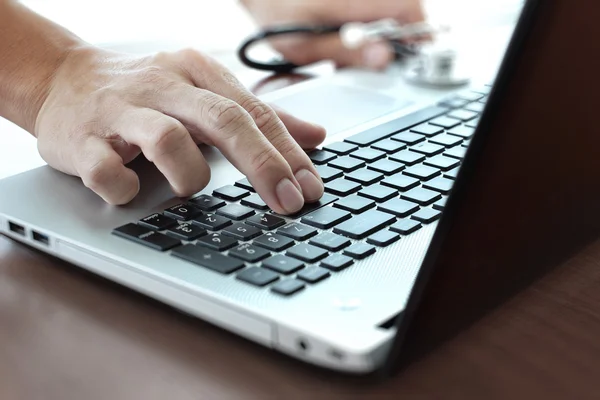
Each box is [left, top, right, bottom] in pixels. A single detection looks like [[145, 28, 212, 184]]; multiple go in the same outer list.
[[2, 0, 524, 180]]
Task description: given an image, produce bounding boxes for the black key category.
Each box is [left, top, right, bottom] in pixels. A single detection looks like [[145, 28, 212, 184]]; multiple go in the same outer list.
[[391, 219, 422, 235], [172, 245, 244, 274], [401, 187, 442, 206], [324, 142, 358, 155], [410, 142, 445, 157], [368, 159, 406, 175], [263, 255, 304, 275], [423, 177, 454, 194], [325, 178, 361, 197], [254, 233, 295, 252], [278, 223, 318, 241], [424, 155, 461, 171], [241, 194, 269, 211], [301, 207, 351, 229], [222, 223, 263, 241], [309, 232, 351, 252], [465, 118, 480, 128], [371, 139, 406, 154], [433, 197, 447, 211], [429, 134, 463, 148], [381, 175, 420, 191], [350, 148, 386, 163], [447, 109, 478, 122], [198, 233, 238, 251], [228, 243, 271, 263], [297, 267, 331, 284], [378, 198, 419, 218], [279, 193, 339, 219], [271, 279, 306, 296], [447, 125, 475, 139], [246, 213, 285, 230], [444, 167, 461, 180], [465, 102, 485, 113], [113, 223, 181, 251], [333, 210, 395, 239], [412, 208, 442, 223], [389, 150, 425, 166], [308, 149, 336, 165], [189, 195, 226, 211], [333, 195, 376, 214], [438, 97, 469, 109], [358, 185, 398, 202], [410, 123, 444, 137], [329, 156, 366, 172], [165, 222, 207, 241], [139, 213, 177, 231], [444, 146, 468, 160], [429, 116, 461, 129], [217, 204, 255, 221], [287, 243, 329, 263], [403, 165, 441, 181], [164, 204, 203, 221], [321, 254, 354, 272], [344, 243, 376, 259], [392, 131, 426, 145], [213, 185, 250, 201], [345, 105, 448, 146], [346, 169, 384, 186], [192, 213, 232, 231], [367, 230, 401, 247], [235, 178, 255, 192], [237, 267, 279, 287], [315, 165, 343, 183]]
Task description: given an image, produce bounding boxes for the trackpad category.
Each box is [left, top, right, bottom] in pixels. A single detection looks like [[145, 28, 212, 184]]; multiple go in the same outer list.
[[271, 83, 412, 136]]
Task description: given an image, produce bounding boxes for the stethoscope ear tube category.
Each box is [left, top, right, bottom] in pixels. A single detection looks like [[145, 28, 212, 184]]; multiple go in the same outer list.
[[237, 25, 342, 73]]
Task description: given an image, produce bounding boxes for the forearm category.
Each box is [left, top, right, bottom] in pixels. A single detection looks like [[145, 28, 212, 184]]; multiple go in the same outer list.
[[0, 0, 84, 134]]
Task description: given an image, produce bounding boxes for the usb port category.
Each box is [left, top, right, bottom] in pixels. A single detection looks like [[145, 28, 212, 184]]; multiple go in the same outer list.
[[8, 222, 25, 236], [32, 231, 50, 246]]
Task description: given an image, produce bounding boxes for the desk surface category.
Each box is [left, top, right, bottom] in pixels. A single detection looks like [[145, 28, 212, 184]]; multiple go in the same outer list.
[[3, 2, 600, 399]]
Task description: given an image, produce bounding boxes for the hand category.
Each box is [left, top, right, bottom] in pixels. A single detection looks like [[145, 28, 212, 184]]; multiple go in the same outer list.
[[242, 0, 427, 70], [34, 46, 326, 214]]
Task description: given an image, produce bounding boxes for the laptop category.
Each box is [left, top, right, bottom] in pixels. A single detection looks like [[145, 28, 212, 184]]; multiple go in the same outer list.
[[1, 0, 596, 377]]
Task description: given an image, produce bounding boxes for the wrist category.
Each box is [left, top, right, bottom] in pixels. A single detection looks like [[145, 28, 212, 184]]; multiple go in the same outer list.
[[0, 1, 85, 135]]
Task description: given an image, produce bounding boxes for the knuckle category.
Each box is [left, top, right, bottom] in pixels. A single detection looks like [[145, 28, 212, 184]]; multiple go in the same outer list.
[[206, 98, 250, 136], [271, 134, 300, 159], [136, 66, 167, 85], [148, 119, 187, 157], [241, 98, 278, 132], [83, 157, 118, 190], [250, 145, 284, 176]]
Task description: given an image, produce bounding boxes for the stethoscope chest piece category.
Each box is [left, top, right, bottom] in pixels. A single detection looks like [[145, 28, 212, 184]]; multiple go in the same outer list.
[[402, 41, 471, 88]]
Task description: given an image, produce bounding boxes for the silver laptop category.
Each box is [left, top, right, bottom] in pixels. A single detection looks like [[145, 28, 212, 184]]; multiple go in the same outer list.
[[0, 6, 524, 374]]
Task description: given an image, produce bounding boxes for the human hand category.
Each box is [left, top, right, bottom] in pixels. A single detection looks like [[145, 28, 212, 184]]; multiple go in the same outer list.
[[241, 0, 427, 70], [34, 46, 326, 214]]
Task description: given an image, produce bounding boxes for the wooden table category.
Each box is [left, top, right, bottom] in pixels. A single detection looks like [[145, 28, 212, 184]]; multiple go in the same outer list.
[[3, 3, 600, 399]]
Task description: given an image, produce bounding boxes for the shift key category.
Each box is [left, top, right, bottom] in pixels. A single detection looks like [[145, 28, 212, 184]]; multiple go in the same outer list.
[[333, 210, 396, 239]]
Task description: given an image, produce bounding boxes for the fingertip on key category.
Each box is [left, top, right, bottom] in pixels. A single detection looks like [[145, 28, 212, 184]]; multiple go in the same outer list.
[[276, 177, 305, 214], [295, 169, 324, 202]]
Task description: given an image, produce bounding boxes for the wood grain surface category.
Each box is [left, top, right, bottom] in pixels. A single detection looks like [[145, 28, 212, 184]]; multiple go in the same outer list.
[[2, 232, 600, 400]]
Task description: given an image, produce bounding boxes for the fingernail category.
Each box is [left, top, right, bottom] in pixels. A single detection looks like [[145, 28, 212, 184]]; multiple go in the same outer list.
[[362, 42, 392, 69], [295, 169, 324, 202], [276, 178, 305, 213]]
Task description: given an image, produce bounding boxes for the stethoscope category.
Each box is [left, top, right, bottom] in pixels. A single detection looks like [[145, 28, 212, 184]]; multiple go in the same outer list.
[[238, 19, 471, 88]]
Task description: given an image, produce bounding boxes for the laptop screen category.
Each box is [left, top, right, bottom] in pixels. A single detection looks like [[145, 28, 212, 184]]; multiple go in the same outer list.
[[384, 0, 600, 374]]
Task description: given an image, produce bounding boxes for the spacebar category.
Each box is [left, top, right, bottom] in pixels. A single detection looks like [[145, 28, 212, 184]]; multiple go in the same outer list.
[[344, 105, 449, 146], [274, 193, 339, 219]]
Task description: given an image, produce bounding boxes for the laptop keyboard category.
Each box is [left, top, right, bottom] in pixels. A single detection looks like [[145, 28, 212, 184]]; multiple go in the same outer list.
[[112, 87, 489, 297]]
